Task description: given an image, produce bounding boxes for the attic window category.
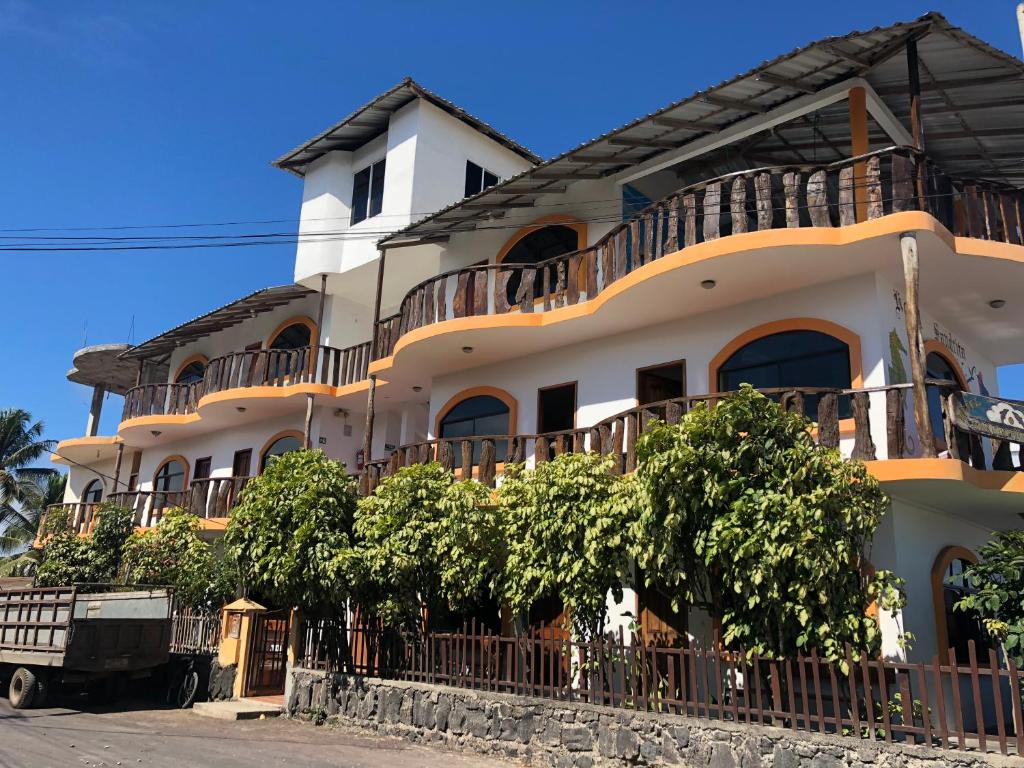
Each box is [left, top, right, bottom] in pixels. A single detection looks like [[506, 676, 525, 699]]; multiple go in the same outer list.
[[465, 161, 499, 198], [351, 159, 386, 225]]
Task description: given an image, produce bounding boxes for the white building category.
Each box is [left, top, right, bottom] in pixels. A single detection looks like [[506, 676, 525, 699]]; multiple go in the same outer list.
[[52, 14, 1024, 679]]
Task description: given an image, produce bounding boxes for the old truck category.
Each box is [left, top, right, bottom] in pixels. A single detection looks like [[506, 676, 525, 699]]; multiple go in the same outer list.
[[0, 585, 172, 708]]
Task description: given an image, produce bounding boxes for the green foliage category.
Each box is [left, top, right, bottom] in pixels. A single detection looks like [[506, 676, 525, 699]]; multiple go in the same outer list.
[[630, 385, 899, 661], [956, 530, 1024, 667], [122, 507, 236, 610], [0, 409, 56, 554], [225, 449, 357, 613], [435, 479, 503, 612], [499, 452, 633, 638], [35, 503, 134, 587]]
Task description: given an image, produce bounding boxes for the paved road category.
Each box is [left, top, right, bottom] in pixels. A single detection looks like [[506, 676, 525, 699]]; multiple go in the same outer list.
[[0, 697, 512, 768]]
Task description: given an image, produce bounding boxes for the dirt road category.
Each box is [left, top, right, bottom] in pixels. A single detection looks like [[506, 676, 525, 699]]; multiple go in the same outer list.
[[0, 697, 511, 768]]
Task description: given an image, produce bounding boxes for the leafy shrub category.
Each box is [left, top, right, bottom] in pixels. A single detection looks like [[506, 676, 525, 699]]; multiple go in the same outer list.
[[957, 530, 1024, 666]]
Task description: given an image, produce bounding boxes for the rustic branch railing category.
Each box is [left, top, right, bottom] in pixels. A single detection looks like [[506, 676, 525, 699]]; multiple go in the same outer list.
[[170, 607, 222, 655], [121, 341, 372, 422], [364, 381, 1021, 493], [299, 621, 1023, 756], [39, 502, 104, 536], [373, 146, 1024, 360]]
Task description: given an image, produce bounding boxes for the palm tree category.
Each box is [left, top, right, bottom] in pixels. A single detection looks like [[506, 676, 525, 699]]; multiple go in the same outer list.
[[0, 472, 65, 577], [0, 409, 57, 574]]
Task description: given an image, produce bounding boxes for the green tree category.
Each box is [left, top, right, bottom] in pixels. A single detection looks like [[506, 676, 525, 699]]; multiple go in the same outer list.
[[225, 450, 357, 614], [122, 507, 236, 610], [435, 479, 503, 612], [35, 531, 94, 587], [34, 502, 134, 587], [956, 530, 1024, 667], [0, 472, 65, 577], [89, 503, 134, 581], [499, 452, 633, 639], [631, 385, 902, 661], [0, 409, 57, 560]]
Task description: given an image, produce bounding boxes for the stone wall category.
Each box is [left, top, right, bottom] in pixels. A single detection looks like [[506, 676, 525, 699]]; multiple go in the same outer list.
[[287, 669, 1013, 768]]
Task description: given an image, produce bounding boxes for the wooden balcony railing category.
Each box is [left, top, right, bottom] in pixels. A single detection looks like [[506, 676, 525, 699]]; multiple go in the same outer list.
[[373, 146, 1024, 360], [121, 341, 371, 422], [365, 382, 1024, 493]]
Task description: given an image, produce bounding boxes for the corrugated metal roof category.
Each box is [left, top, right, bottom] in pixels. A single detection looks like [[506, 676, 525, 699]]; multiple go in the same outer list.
[[273, 77, 540, 176], [382, 12, 1024, 246], [120, 284, 316, 360]]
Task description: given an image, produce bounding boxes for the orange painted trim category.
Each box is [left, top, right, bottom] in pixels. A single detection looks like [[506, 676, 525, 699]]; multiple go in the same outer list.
[[152, 454, 190, 492], [923, 340, 968, 390], [259, 429, 304, 473], [173, 354, 209, 384], [370, 212, 975, 377], [931, 545, 979, 660], [865, 457, 1024, 492], [51, 435, 123, 466], [267, 315, 318, 349], [495, 215, 587, 264], [434, 386, 518, 439]]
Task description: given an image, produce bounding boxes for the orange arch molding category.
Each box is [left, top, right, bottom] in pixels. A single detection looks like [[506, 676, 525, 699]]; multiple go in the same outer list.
[[267, 315, 318, 348], [373, 211, 1011, 377], [152, 454, 190, 491], [707, 317, 864, 393], [173, 354, 209, 384], [434, 386, 518, 439], [495, 215, 587, 265], [259, 429, 304, 473], [931, 545, 979, 660], [923, 339, 968, 390]]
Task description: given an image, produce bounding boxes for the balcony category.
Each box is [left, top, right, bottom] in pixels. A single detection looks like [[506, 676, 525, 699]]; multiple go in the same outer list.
[[121, 341, 371, 423], [41, 475, 252, 536], [365, 383, 1024, 503], [372, 146, 1024, 363]]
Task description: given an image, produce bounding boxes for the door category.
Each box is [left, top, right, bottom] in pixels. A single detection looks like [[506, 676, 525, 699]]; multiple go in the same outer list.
[[244, 609, 290, 697], [537, 382, 576, 456], [637, 360, 685, 406], [232, 449, 252, 478]]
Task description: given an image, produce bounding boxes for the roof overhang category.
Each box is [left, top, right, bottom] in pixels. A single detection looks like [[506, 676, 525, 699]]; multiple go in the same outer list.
[[120, 284, 316, 361], [273, 77, 540, 177], [381, 13, 1024, 248], [67, 344, 137, 394]]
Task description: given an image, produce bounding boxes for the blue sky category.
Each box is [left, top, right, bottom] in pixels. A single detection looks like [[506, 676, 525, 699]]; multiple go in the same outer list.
[[2, 1, 1022, 451]]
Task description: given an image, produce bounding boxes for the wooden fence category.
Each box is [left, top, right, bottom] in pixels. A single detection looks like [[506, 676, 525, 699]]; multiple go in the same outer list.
[[298, 619, 1023, 756], [170, 607, 221, 655]]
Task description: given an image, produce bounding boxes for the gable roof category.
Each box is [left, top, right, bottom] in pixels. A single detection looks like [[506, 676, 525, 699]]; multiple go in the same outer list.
[[381, 12, 1024, 248], [273, 77, 540, 177]]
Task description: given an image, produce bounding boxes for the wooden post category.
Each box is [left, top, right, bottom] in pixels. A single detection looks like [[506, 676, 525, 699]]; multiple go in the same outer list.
[[362, 374, 377, 493], [900, 233, 936, 456], [848, 86, 869, 223], [85, 385, 105, 437], [135, 359, 144, 387], [111, 442, 124, 493], [906, 39, 923, 150], [303, 393, 315, 450], [371, 248, 387, 358]]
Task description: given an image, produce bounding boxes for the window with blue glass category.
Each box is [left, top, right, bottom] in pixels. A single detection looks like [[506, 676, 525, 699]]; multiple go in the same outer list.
[[439, 395, 510, 466]]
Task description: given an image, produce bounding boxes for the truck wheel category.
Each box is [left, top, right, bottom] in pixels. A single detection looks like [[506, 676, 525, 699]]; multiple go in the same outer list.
[[9, 668, 38, 709]]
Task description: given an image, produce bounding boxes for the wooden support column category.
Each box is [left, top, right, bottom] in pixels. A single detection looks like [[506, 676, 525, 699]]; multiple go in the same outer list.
[[303, 394, 315, 450], [315, 273, 327, 342], [361, 374, 377, 494], [848, 86, 870, 223], [111, 442, 124, 493], [900, 232, 936, 457], [371, 248, 387, 357], [906, 40, 923, 149], [85, 385, 105, 437], [135, 360, 144, 387]]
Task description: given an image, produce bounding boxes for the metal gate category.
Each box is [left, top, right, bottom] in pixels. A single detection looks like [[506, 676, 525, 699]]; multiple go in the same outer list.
[[244, 609, 289, 697]]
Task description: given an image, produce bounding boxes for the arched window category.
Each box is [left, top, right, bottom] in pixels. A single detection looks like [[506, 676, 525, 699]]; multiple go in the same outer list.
[[438, 391, 514, 467], [269, 322, 312, 351], [260, 432, 303, 472], [267, 318, 316, 380], [715, 328, 853, 417], [926, 350, 964, 453], [500, 225, 582, 305], [153, 457, 188, 509], [82, 479, 103, 504], [932, 547, 989, 662], [174, 359, 206, 385]]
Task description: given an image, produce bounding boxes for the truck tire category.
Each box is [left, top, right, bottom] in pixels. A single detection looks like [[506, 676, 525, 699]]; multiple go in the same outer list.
[[9, 668, 38, 709]]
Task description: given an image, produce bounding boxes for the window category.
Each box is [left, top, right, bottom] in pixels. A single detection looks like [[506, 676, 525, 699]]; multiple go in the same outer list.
[[716, 329, 852, 417], [926, 351, 962, 453], [175, 360, 206, 385], [940, 556, 990, 662], [538, 383, 576, 434], [193, 457, 212, 481], [127, 451, 141, 492], [465, 160, 499, 198], [439, 394, 510, 466], [232, 449, 252, 478], [82, 480, 103, 504], [637, 361, 686, 406], [351, 159, 386, 225], [501, 225, 581, 304], [260, 433, 302, 472], [153, 457, 188, 508], [268, 320, 314, 380]]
